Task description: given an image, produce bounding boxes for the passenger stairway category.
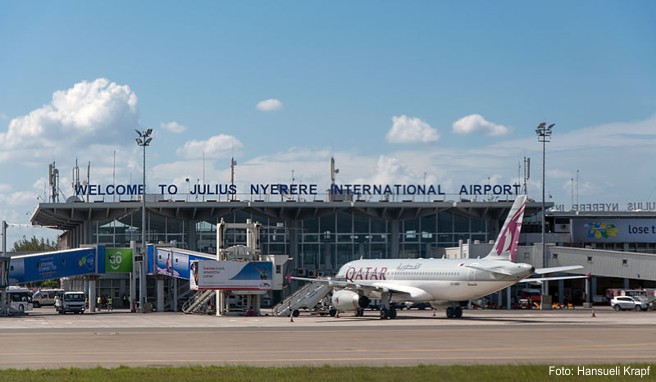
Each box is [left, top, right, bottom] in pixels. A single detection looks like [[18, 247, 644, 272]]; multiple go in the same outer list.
[[182, 290, 215, 314], [272, 282, 331, 317]]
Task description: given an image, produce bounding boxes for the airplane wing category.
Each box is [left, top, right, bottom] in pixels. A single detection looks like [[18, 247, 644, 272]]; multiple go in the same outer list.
[[291, 276, 379, 291], [534, 265, 583, 274], [521, 265, 587, 283], [521, 274, 589, 283], [367, 282, 434, 300], [291, 277, 433, 300]]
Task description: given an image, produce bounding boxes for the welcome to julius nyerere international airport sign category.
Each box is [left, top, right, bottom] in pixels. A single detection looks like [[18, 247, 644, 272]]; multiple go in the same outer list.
[[74, 182, 522, 198]]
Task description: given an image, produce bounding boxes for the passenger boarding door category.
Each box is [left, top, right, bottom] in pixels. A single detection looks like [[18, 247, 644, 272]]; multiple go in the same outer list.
[[467, 267, 478, 286]]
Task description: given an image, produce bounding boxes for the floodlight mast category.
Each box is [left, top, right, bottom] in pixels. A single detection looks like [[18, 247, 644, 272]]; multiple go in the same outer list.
[[135, 129, 153, 312], [535, 122, 554, 304]]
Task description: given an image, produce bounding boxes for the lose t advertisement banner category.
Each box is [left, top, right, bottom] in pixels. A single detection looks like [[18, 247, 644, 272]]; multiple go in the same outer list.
[[193, 260, 273, 290], [572, 219, 656, 243]]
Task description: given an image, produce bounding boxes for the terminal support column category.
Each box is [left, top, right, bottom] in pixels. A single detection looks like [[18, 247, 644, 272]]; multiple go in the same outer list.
[[156, 276, 164, 312], [130, 240, 137, 312], [88, 278, 97, 312]]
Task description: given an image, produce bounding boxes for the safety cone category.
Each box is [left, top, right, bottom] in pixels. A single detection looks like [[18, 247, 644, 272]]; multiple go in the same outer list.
[[592, 307, 596, 318]]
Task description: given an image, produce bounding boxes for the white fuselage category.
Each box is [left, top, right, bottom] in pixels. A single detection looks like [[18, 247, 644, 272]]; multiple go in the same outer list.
[[336, 258, 534, 302]]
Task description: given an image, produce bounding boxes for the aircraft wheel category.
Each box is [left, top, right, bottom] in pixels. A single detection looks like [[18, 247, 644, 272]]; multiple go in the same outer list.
[[356, 308, 364, 317], [292, 309, 300, 317], [380, 308, 389, 319], [388, 307, 397, 319], [455, 306, 463, 318], [329, 308, 337, 317], [446, 306, 454, 318]]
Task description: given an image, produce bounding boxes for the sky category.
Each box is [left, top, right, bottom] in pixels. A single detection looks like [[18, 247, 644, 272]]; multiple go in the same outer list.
[[1, 1, 655, 247]]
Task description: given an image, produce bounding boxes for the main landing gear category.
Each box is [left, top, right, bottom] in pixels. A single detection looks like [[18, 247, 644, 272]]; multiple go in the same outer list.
[[379, 291, 398, 320], [446, 305, 463, 319], [380, 306, 397, 319]]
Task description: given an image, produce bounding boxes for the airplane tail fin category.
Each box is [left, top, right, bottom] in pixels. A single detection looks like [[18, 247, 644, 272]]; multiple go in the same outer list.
[[484, 195, 526, 261]]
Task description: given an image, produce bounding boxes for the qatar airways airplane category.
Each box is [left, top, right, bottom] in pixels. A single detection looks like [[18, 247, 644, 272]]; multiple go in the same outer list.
[[294, 195, 584, 319]]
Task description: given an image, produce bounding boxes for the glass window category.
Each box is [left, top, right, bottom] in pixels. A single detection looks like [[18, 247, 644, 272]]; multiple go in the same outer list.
[[438, 212, 453, 233], [336, 211, 352, 234], [319, 215, 335, 235], [454, 213, 469, 232], [303, 218, 319, 234], [353, 214, 369, 233]]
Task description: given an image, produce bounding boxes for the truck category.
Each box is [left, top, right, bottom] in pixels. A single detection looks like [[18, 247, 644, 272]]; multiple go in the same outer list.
[[55, 291, 86, 314]]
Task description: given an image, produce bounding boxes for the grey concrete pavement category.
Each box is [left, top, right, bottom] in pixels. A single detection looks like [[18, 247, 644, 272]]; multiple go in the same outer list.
[[1, 308, 654, 368]]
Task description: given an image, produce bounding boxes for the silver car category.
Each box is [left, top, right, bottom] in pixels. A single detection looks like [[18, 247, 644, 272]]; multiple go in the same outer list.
[[610, 296, 648, 311]]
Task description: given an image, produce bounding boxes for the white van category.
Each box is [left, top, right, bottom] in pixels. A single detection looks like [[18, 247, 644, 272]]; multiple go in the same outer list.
[[32, 289, 64, 308]]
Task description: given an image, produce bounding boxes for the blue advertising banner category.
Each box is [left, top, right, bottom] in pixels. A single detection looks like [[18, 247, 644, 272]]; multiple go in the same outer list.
[[153, 247, 217, 280], [9, 247, 99, 284]]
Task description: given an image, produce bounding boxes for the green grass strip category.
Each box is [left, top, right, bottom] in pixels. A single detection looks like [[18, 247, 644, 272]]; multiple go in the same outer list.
[[0, 364, 652, 382]]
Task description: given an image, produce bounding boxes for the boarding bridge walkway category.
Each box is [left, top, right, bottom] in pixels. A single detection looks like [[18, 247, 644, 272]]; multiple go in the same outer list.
[[273, 282, 331, 317]]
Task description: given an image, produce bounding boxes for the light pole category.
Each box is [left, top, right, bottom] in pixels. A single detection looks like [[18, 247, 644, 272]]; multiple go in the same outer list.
[[535, 122, 554, 302], [135, 129, 153, 312]]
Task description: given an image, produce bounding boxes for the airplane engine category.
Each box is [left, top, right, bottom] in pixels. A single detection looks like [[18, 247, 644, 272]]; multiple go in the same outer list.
[[331, 290, 371, 312]]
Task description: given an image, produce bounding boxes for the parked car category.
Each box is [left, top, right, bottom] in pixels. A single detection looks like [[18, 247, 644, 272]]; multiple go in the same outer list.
[[610, 296, 648, 311]]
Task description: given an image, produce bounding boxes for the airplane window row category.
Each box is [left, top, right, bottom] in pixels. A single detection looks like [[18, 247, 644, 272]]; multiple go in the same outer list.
[[390, 272, 460, 276]]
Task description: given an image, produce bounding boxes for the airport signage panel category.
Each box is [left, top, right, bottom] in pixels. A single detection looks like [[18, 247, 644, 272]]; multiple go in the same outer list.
[[9, 247, 98, 284], [74, 182, 522, 197], [105, 248, 133, 273], [572, 219, 656, 243], [191, 260, 272, 291]]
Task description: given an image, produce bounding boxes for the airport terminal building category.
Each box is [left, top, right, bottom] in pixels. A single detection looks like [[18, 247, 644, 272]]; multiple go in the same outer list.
[[28, 178, 656, 309]]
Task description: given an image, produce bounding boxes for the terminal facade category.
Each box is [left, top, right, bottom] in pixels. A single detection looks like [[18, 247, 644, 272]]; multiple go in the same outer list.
[[29, 190, 656, 310]]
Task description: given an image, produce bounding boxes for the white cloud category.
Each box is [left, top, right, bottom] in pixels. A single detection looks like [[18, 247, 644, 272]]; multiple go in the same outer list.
[[386, 115, 439, 144], [452, 114, 509, 136], [161, 121, 187, 133], [256, 98, 283, 112], [352, 155, 418, 184], [0, 78, 139, 163], [176, 134, 243, 159]]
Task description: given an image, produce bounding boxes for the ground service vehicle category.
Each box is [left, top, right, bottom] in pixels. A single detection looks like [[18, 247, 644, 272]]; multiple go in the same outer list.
[[6, 286, 33, 314], [56, 291, 86, 314], [32, 288, 64, 308], [610, 296, 648, 311]]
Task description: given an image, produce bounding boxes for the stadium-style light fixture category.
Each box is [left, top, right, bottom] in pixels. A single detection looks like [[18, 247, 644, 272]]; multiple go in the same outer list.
[[135, 128, 153, 312], [535, 122, 554, 304]]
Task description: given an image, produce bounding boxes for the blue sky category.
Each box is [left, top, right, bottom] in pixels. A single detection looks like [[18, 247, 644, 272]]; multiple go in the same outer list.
[[1, 1, 655, 246]]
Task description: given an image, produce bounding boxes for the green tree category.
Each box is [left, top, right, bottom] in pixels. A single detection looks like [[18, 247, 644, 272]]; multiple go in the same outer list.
[[12, 235, 58, 252]]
